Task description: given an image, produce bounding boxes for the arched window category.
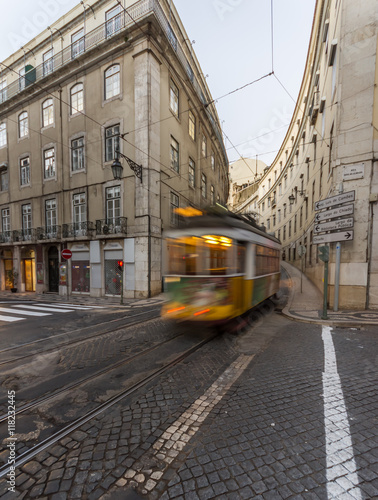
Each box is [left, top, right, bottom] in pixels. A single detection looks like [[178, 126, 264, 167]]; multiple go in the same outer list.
[[104, 65, 120, 100], [70, 83, 84, 114], [0, 123, 6, 147], [42, 98, 54, 127], [19, 111, 28, 138]]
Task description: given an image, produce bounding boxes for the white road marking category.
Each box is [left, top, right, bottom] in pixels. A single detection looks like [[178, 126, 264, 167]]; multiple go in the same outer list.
[[0, 315, 24, 322], [33, 303, 95, 310], [50, 302, 106, 309], [117, 354, 254, 493], [322, 325, 362, 499], [12, 305, 74, 313], [0, 307, 51, 317]]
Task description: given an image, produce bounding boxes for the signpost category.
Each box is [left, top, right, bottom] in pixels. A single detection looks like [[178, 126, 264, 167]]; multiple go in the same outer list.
[[313, 217, 354, 234], [312, 230, 354, 245], [314, 190, 355, 211], [314, 204, 354, 222]]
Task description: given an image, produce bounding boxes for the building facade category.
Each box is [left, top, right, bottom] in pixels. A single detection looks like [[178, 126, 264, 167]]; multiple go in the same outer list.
[[231, 0, 378, 309], [0, 0, 229, 298]]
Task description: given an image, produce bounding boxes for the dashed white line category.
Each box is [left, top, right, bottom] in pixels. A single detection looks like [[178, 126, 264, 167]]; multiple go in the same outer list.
[[322, 325, 362, 500], [12, 305, 74, 313]]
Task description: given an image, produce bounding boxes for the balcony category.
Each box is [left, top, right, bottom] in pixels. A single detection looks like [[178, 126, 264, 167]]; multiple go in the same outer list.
[[62, 222, 95, 239], [12, 228, 35, 242], [36, 225, 61, 241], [96, 217, 127, 236], [0, 231, 12, 244]]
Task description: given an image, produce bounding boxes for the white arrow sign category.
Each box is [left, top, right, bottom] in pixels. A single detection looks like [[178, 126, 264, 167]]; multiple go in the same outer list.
[[314, 191, 355, 211], [314, 217, 354, 234], [314, 203, 354, 222], [312, 230, 354, 244]]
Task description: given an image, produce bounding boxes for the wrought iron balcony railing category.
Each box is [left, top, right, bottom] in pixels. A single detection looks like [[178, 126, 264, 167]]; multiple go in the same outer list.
[[0, 231, 12, 243], [62, 221, 95, 239], [96, 217, 127, 236], [36, 225, 61, 240], [12, 228, 35, 242]]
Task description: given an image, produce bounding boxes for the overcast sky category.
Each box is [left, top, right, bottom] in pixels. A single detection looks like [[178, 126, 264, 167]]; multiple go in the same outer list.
[[0, 0, 316, 170]]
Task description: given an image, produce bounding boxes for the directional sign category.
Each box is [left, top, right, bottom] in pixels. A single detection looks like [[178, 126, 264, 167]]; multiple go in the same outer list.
[[314, 190, 355, 211], [313, 230, 354, 244], [314, 203, 354, 222], [61, 249, 72, 260], [314, 217, 354, 234]]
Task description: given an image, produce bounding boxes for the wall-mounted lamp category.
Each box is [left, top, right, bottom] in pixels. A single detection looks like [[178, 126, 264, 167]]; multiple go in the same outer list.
[[111, 149, 142, 182]]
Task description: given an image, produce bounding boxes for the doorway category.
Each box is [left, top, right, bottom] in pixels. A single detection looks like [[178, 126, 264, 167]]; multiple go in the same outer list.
[[24, 259, 35, 291], [48, 247, 59, 292]]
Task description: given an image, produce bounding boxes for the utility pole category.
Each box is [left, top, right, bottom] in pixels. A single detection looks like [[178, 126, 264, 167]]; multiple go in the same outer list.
[[319, 245, 329, 319]]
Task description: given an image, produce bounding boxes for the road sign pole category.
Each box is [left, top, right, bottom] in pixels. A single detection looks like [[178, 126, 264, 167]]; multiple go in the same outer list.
[[322, 261, 329, 320], [334, 242, 341, 312]]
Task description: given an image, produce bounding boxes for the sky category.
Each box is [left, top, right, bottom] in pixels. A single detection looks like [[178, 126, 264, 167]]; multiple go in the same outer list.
[[0, 0, 317, 170]]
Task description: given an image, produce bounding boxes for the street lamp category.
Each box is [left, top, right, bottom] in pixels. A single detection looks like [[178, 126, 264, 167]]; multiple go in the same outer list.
[[111, 149, 143, 182]]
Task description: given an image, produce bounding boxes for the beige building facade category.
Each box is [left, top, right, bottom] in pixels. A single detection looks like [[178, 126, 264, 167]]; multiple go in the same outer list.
[[0, 0, 229, 298], [230, 0, 378, 309]]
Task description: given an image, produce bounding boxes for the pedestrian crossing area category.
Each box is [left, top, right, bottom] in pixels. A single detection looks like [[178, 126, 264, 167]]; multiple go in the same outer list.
[[0, 302, 105, 323]]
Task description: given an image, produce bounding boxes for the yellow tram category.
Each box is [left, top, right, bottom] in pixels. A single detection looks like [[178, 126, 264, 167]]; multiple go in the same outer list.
[[161, 208, 281, 325]]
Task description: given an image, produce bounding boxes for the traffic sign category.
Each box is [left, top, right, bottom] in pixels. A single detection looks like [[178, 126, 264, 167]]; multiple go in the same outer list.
[[314, 217, 354, 234], [61, 249, 72, 260], [314, 203, 354, 222], [312, 230, 354, 244], [314, 190, 355, 211], [297, 245, 306, 257]]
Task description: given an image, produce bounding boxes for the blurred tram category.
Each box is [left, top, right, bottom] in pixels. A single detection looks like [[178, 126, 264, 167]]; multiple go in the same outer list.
[[161, 208, 281, 325]]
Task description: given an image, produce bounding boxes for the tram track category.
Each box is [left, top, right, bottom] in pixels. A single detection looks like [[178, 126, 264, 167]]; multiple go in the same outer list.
[[0, 329, 218, 479], [0, 306, 162, 367]]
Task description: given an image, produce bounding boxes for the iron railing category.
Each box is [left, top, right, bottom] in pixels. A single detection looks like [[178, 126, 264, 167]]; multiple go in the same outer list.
[[0, 231, 11, 243], [35, 225, 61, 240], [12, 229, 35, 242], [96, 217, 127, 236], [62, 221, 95, 238]]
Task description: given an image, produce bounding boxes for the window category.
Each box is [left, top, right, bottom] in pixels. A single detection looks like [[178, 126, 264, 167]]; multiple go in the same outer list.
[[321, 106, 326, 138], [106, 5, 122, 37], [0, 123, 6, 147], [20, 157, 30, 186], [169, 79, 179, 117], [42, 99, 54, 127], [170, 136, 179, 173], [188, 157, 195, 188], [72, 137, 85, 171], [105, 125, 120, 162], [211, 152, 215, 171], [72, 28, 85, 58], [106, 186, 121, 223], [188, 110, 196, 140], [19, 111, 28, 138], [201, 173, 207, 198], [0, 79, 6, 103], [19, 67, 26, 91], [2, 208, 10, 232], [210, 185, 215, 205], [70, 83, 84, 114], [44, 148, 55, 179], [201, 134, 207, 157], [170, 192, 179, 226], [0, 167, 8, 191], [289, 220, 292, 237], [73, 193, 86, 233], [278, 209, 281, 223], [22, 204, 32, 238], [43, 48, 54, 76], [45, 199, 57, 231], [104, 65, 120, 100]]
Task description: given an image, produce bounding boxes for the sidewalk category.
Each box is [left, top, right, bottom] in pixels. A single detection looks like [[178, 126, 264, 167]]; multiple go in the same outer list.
[[281, 261, 378, 327]]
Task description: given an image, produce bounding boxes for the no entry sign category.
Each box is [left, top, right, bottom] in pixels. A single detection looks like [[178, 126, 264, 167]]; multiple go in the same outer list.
[[61, 249, 72, 260]]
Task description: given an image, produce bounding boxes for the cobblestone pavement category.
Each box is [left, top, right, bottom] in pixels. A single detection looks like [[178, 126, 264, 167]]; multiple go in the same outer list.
[[1, 307, 377, 499]]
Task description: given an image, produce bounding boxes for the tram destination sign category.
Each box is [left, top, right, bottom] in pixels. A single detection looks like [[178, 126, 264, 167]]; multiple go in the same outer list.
[[314, 190, 355, 211], [314, 217, 354, 234], [312, 230, 354, 244], [314, 203, 354, 222]]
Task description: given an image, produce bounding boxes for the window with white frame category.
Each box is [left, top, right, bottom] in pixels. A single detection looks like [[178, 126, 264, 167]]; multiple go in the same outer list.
[[19, 111, 28, 138], [72, 28, 85, 58], [0, 167, 8, 191], [45, 199, 57, 231], [106, 186, 121, 223], [70, 83, 84, 114], [42, 98, 54, 127], [2, 208, 10, 232], [72, 137, 85, 171], [22, 204, 32, 237], [201, 134, 207, 157], [170, 136, 179, 173], [44, 148, 55, 179], [73, 193, 86, 230], [211, 152, 215, 171], [105, 125, 120, 162], [169, 79, 179, 117], [201, 173, 207, 198], [210, 185, 215, 205], [20, 157, 30, 186], [19, 67, 26, 91], [170, 192, 179, 226], [0, 123, 6, 147], [106, 4, 122, 37], [105, 65, 120, 100], [188, 110, 196, 140], [188, 157, 195, 188], [321, 106, 326, 138], [43, 48, 54, 76], [0, 79, 6, 103]]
